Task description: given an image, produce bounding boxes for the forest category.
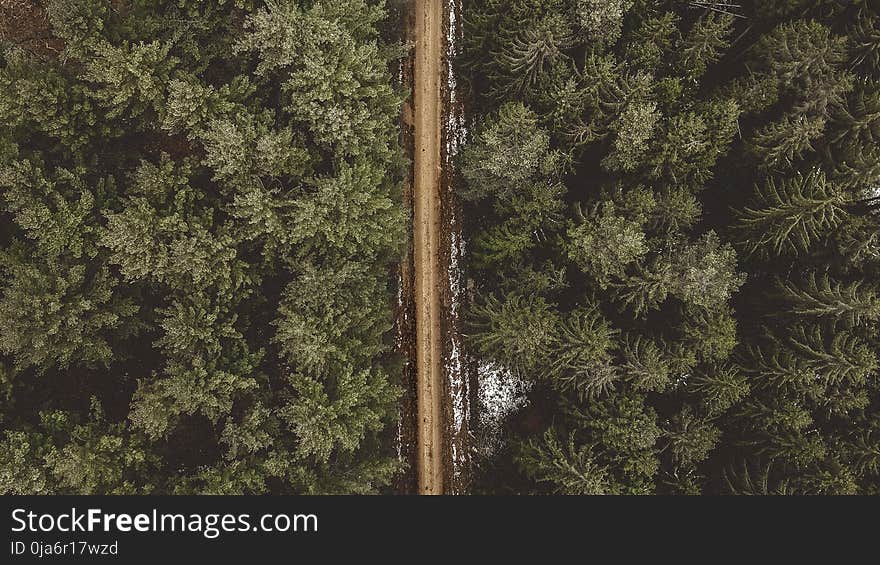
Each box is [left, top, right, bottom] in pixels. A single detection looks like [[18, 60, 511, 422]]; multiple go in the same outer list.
[[0, 0, 407, 494], [460, 0, 880, 494], [1, 0, 879, 496]]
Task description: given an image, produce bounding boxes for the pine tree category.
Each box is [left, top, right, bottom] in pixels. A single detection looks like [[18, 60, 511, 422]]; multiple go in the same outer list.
[[288, 160, 404, 259], [44, 403, 158, 495], [461, 102, 562, 202], [737, 342, 811, 388], [787, 324, 876, 386], [849, 428, 880, 477], [664, 406, 721, 468], [752, 20, 852, 115], [129, 337, 263, 441], [561, 54, 654, 151], [734, 170, 849, 257], [756, 430, 827, 470], [567, 394, 662, 492], [687, 364, 749, 416], [0, 57, 101, 155], [273, 259, 391, 374], [676, 12, 734, 80], [848, 7, 880, 77], [648, 101, 740, 186], [680, 306, 739, 363], [777, 272, 880, 326], [0, 402, 160, 495], [647, 186, 703, 234], [545, 307, 620, 398], [567, 201, 648, 286], [518, 429, 619, 494], [0, 258, 136, 372], [471, 221, 540, 271], [624, 12, 679, 71], [235, 0, 400, 158], [81, 39, 178, 120], [723, 461, 793, 495], [279, 367, 398, 463], [467, 293, 560, 378], [829, 87, 880, 151], [101, 198, 248, 295], [495, 14, 573, 95], [614, 232, 743, 313], [575, 0, 633, 45], [619, 335, 672, 392], [833, 214, 880, 267], [832, 141, 880, 191], [601, 100, 660, 173], [0, 431, 54, 495], [749, 114, 826, 170]]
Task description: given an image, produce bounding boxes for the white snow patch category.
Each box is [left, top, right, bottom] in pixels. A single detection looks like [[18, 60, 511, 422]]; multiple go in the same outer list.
[[444, 0, 467, 163], [476, 362, 531, 456], [444, 0, 472, 484], [446, 210, 470, 481]]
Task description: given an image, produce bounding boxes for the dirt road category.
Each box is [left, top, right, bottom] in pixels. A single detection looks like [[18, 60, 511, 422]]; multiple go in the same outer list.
[[412, 0, 445, 495]]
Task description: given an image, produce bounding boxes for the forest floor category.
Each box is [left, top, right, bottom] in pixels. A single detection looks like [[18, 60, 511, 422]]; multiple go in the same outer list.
[[412, 0, 445, 495]]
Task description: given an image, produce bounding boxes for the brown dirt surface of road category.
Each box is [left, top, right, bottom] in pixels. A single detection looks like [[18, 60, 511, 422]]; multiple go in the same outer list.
[[412, 0, 445, 495]]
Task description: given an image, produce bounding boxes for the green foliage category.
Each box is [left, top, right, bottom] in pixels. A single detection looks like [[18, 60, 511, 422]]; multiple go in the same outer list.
[[546, 307, 620, 398], [624, 12, 678, 71], [750, 114, 826, 170], [519, 429, 619, 494], [786, 324, 876, 386], [0, 431, 53, 495], [0, 261, 136, 371], [0, 402, 159, 495], [0, 0, 405, 494], [461, 102, 563, 203], [849, 7, 880, 77], [751, 19, 853, 115], [570, 393, 662, 491], [664, 407, 721, 468], [273, 259, 391, 373], [0, 59, 101, 154], [280, 367, 398, 463], [575, 0, 633, 46], [82, 40, 178, 120], [614, 232, 744, 313], [734, 171, 848, 257], [602, 100, 660, 173], [676, 12, 734, 80], [468, 294, 560, 378], [289, 160, 404, 258], [3, 0, 878, 497], [619, 335, 671, 392], [462, 0, 880, 495], [777, 273, 880, 326], [236, 0, 402, 158], [687, 364, 749, 417], [567, 201, 647, 286]]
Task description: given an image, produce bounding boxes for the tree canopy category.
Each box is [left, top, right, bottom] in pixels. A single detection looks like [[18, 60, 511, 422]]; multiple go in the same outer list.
[[0, 0, 406, 494], [461, 0, 880, 494]]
